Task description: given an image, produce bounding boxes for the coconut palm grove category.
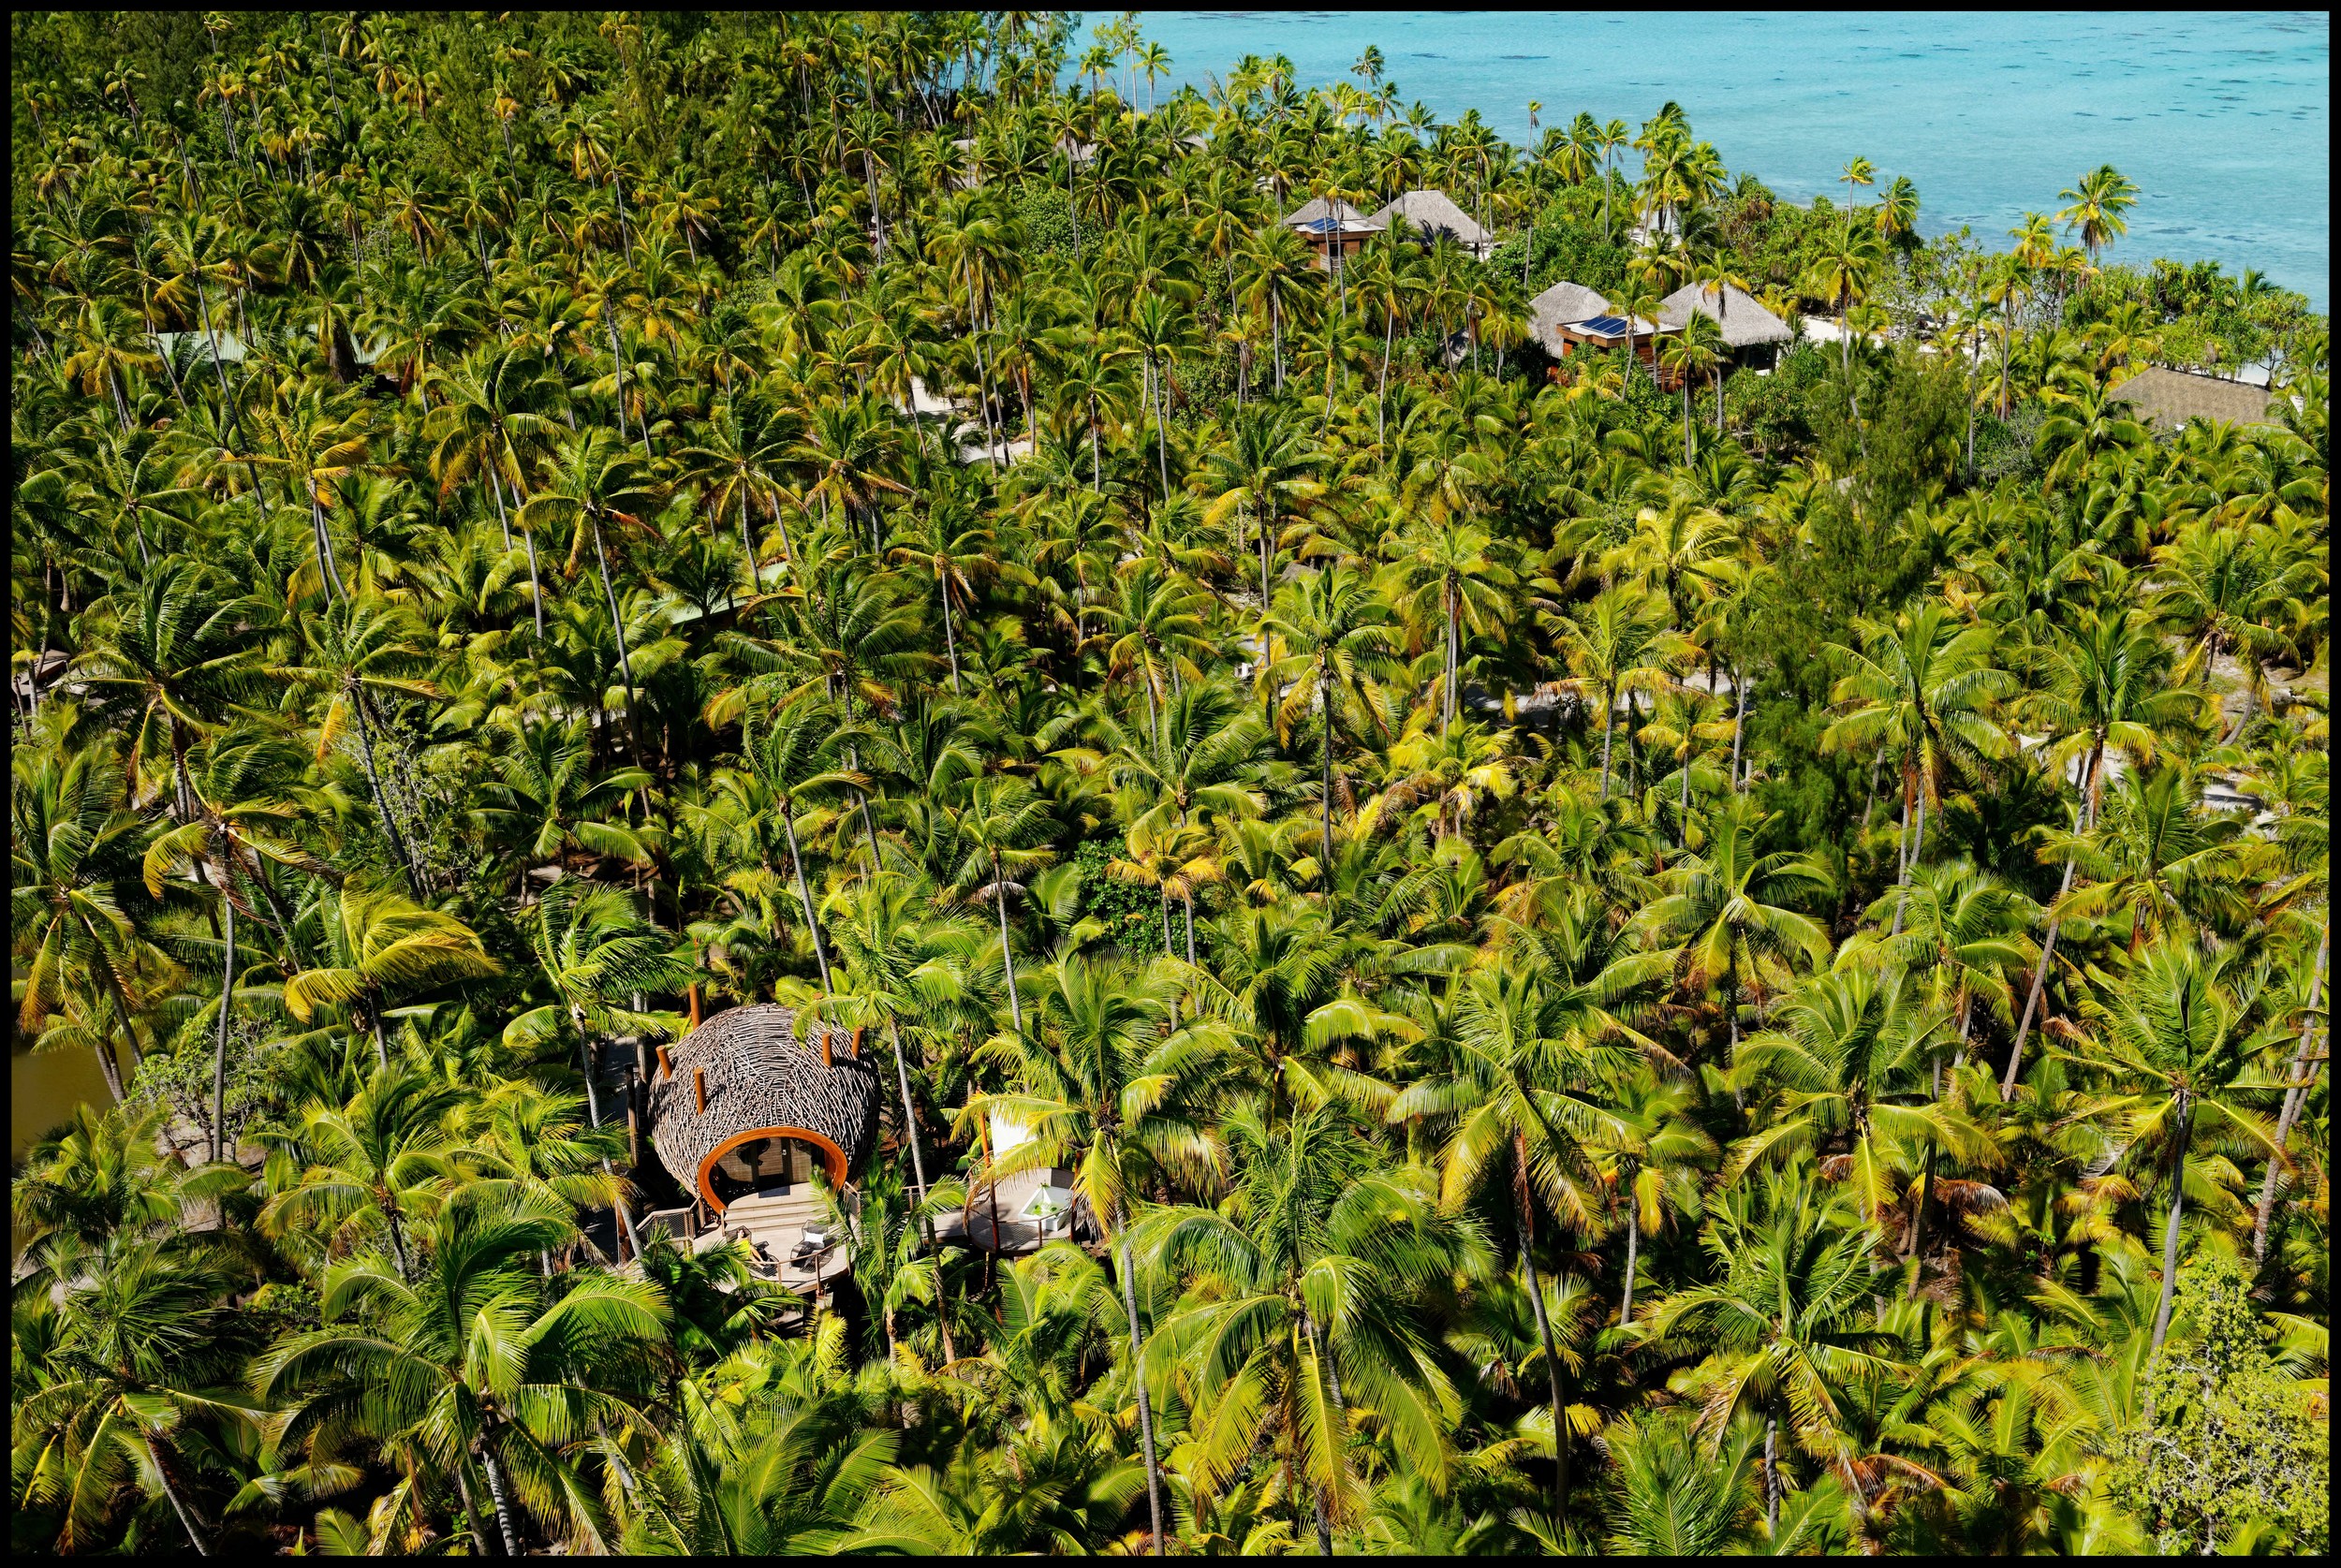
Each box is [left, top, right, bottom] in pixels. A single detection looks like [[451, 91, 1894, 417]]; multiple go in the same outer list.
[[8, 10, 2332, 1557]]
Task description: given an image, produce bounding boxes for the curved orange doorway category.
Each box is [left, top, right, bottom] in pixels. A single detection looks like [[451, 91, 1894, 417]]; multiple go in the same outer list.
[[695, 1124, 850, 1214]]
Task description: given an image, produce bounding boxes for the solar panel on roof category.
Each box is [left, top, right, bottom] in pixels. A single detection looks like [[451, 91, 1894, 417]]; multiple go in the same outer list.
[[1579, 315, 1632, 336], [1302, 216, 1342, 233]]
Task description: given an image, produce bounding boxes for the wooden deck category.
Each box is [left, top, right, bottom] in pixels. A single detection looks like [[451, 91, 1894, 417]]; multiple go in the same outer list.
[[709, 1190, 852, 1299]]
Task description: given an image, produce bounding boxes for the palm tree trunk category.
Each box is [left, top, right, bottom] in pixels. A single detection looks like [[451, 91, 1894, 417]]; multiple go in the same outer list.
[[1730, 668, 1750, 792], [1906, 1140, 1939, 1298], [1116, 1221, 1167, 1557], [735, 484, 758, 607], [1319, 681, 1337, 872], [938, 576, 962, 694], [518, 524, 546, 638], [2148, 1101, 2192, 1358], [1515, 1159, 1568, 1517], [2003, 743, 2100, 1097], [479, 1439, 525, 1558], [1272, 287, 1286, 393], [781, 808, 834, 994], [1257, 500, 1273, 612], [2252, 922, 2325, 1265], [1597, 698, 1616, 801], [588, 514, 641, 755], [1151, 353, 1171, 499], [451, 1465, 498, 1558], [486, 462, 513, 551], [1762, 1415, 1779, 1531], [1860, 744, 1886, 833], [994, 857, 1024, 1038], [570, 1018, 640, 1262], [1890, 777, 1926, 938], [211, 896, 235, 1164], [150, 1437, 213, 1556], [885, 1018, 930, 1201], [90, 1029, 127, 1104], [767, 491, 800, 581], [1620, 1197, 1641, 1321], [346, 683, 426, 899], [1677, 730, 1693, 840]]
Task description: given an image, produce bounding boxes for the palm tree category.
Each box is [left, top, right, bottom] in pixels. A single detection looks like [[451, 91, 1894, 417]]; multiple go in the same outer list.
[[740, 697, 866, 995], [2056, 946, 2279, 1356], [1155, 1102, 1471, 1553], [964, 954, 1212, 1556], [284, 878, 500, 1069], [466, 1078, 630, 1227], [1729, 963, 1982, 1292], [1204, 404, 1318, 613], [517, 428, 663, 744], [75, 559, 266, 824], [2001, 610, 2197, 1093], [504, 874, 694, 1257], [1862, 860, 2037, 1070], [1640, 798, 1831, 1057], [262, 1067, 464, 1282], [1822, 601, 2015, 935], [1804, 223, 1884, 374], [1597, 1412, 1759, 1553], [13, 742, 150, 1102], [1646, 1165, 1901, 1531], [1263, 564, 1398, 872], [1386, 519, 1513, 738], [2056, 164, 2139, 265], [1095, 559, 1213, 744], [258, 1185, 670, 1554], [14, 1240, 246, 1554], [2044, 764, 2250, 956], [140, 729, 329, 1157], [1658, 315, 1725, 463], [1407, 922, 1656, 1515], [947, 774, 1055, 1043], [472, 717, 657, 873], [1589, 1066, 1715, 1323], [1553, 585, 1679, 802], [1596, 118, 1628, 242], [281, 595, 442, 896], [426, 344, 567, 632]]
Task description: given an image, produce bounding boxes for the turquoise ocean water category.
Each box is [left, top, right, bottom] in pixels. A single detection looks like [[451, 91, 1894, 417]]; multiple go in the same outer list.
[[1126, 11, 2331, 309]]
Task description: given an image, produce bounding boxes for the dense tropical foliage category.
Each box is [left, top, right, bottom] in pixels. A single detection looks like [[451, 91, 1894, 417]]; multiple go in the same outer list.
[[11, 11, 2329, 1557]]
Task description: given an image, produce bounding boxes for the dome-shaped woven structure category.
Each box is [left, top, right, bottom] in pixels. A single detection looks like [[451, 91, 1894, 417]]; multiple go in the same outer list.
[[647, 1004, 882, 1213]]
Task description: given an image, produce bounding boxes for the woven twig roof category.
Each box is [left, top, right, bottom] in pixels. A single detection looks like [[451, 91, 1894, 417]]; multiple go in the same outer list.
[[647, 1004, 882, 1205]]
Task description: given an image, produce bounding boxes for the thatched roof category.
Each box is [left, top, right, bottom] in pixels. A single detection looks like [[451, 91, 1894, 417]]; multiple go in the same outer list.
[[647, 1004, 882, 1211], [1656, 282, 1793, 347], [1282, 196, 1378, 230], [2111, 366, 2278, 432], [1373, 189, 1491, 246], [1528, 281, 1612, 354]]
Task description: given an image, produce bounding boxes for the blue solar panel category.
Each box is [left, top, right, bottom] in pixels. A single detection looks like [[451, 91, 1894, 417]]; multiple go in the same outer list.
[[1301, 216, 1342, 233], [1579, 315, 1632, 335]]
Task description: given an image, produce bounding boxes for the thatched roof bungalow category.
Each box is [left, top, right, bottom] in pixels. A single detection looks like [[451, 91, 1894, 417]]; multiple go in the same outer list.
[[1372, 189, 1495, 259], [1656, 282, 1794, 366], [647, 1004, 882, 1214], [1528, 281, 1612, 357], [2109, 366, 2278, 432], [1281, 196, 1381, 270]]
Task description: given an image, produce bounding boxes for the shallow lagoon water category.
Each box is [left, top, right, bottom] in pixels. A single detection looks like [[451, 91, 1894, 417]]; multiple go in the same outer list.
[[1131, 11, 2331, 308]]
